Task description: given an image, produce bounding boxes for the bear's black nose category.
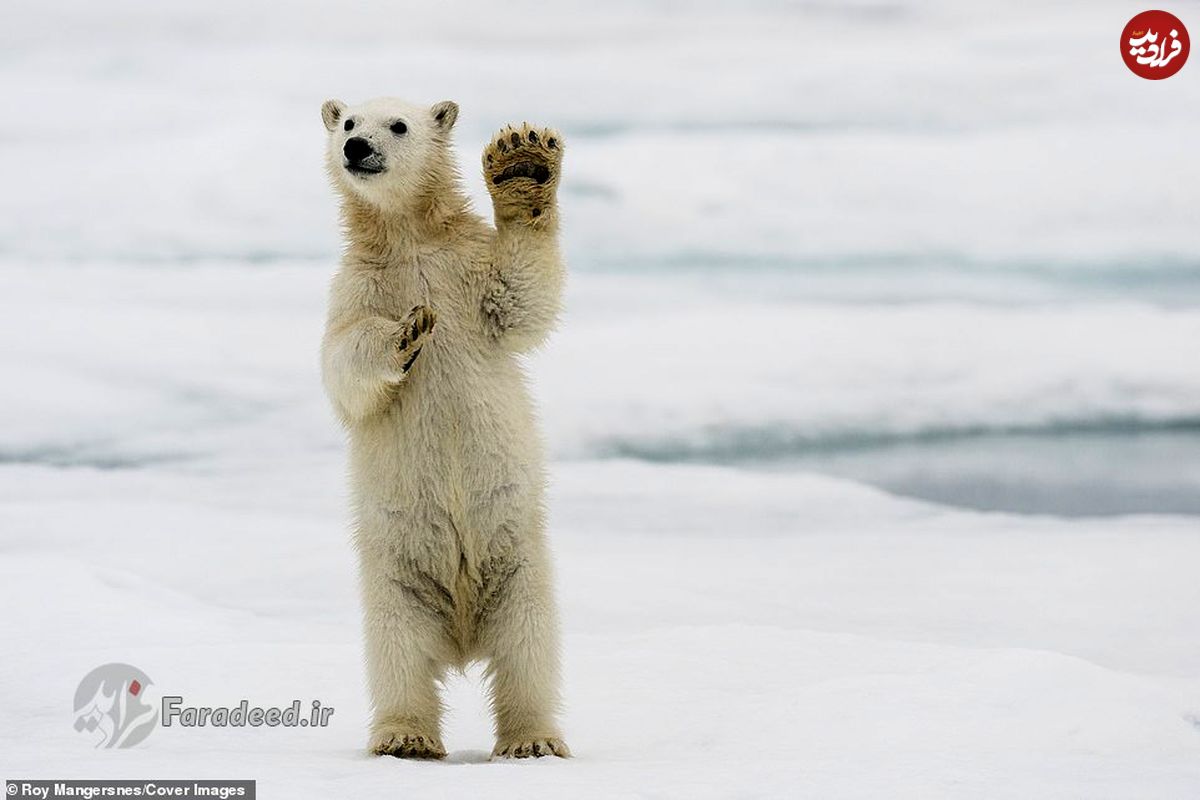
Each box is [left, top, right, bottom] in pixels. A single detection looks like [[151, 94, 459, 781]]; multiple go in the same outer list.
[[343, 137, 373, 163]]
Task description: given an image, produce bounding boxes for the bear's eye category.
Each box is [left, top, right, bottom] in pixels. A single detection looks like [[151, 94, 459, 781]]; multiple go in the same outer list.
[[343, 119, 355, 132], [390, 120, 408, 136]]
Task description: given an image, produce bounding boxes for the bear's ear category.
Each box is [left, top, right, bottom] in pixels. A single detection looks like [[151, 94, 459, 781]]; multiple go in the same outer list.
[[321, 99, 347, 132], [431, 100, 459, 131]]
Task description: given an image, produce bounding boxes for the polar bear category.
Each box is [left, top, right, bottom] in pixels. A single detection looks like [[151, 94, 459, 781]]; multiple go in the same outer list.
[[319, 96, 569, 759]]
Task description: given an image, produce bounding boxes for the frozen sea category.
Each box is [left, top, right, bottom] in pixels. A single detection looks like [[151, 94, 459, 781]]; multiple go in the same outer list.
[[2, 1, 1199, 797]]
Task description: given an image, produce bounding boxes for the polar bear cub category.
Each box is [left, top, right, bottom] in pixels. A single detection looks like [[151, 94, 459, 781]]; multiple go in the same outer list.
[[319, 96, 569, 759]]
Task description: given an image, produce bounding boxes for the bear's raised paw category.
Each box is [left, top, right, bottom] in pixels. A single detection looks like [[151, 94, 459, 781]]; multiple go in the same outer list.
[[483, 123, 563, 223]]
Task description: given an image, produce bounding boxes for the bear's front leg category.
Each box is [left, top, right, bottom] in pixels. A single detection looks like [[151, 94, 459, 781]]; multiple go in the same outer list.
[[480, 125, 566, 351], [321, 304, 437, 423]]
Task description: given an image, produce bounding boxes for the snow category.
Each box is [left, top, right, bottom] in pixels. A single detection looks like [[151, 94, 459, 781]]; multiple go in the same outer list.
[[3, 0, 1200, 796], [4, 461, 1200, 796]]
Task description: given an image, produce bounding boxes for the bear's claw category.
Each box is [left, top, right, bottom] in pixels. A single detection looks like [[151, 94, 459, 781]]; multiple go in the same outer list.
[[390, 304, 436, 380]]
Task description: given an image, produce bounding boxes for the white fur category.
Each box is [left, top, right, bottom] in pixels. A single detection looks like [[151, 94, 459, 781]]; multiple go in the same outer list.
[[319, 97, 569, 759]]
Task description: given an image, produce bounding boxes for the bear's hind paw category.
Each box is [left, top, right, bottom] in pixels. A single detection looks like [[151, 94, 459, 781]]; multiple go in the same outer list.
[[370, 728, 447, 760], [491, 736, 571, 759]]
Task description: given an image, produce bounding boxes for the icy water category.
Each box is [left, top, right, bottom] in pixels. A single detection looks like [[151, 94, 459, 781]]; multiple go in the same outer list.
[[589, 371, 1200, 517], [564, 259, 1200, 517], [719, 428, 1200, 517], [811, 428, 1200, 516]]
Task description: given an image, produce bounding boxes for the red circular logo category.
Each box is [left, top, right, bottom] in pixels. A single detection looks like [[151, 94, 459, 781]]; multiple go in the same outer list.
[[1122, 10, 1190, 79]]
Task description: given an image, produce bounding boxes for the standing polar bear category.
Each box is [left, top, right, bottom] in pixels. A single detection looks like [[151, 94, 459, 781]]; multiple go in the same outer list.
[[319, 96, 569, 759]]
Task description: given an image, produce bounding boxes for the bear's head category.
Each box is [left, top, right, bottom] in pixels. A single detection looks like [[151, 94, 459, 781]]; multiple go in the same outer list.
[[321, 97, 459, 209]]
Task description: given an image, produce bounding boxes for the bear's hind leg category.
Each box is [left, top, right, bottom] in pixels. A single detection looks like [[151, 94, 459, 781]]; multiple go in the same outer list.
[[361, 563, 452, 759], [478, 541, 570, 759]]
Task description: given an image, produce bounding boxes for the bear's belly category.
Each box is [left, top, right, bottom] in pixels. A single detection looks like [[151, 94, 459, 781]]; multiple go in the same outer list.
[[347, 348, 544, 537]]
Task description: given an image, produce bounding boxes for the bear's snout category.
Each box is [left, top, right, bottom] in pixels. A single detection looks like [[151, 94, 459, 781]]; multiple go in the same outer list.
[[343, 137, 386, 176], [343, 137, 375, 164]]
